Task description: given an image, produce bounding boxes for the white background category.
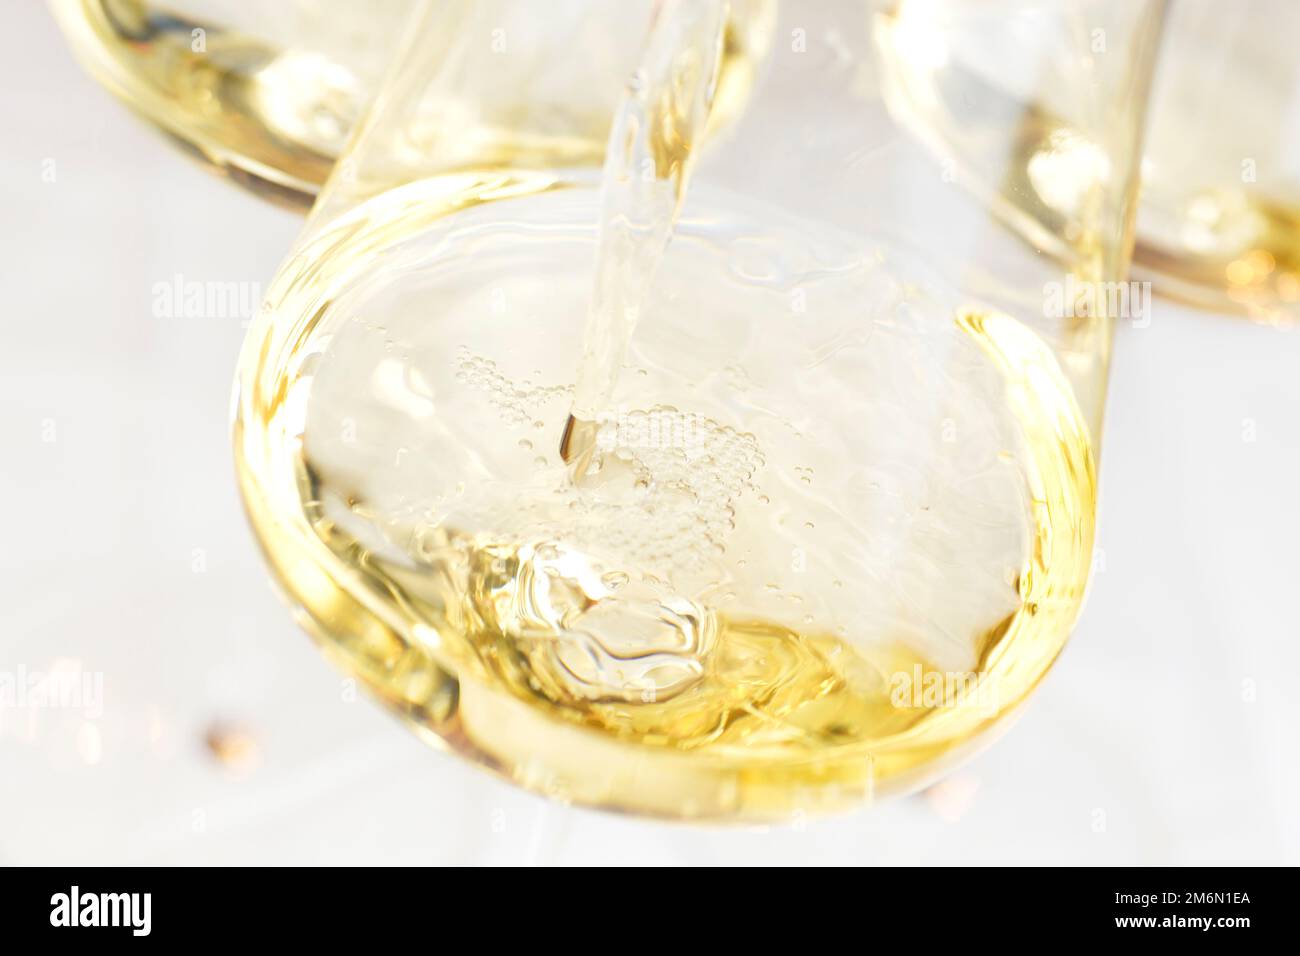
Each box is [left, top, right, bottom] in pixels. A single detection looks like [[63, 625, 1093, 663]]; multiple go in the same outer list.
[[1, 6, 1297, 865]]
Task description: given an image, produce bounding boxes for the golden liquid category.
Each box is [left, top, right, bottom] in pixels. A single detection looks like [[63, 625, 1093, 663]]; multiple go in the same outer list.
[[566, 0, 727, 460], [233, 172, 1097, 819], [1132, 0, 1300, 325], [51, 0, 772, 211], [50, 0, 412, 207], [1135, 193, 1300, 324], [873, 0, 1299, 325]]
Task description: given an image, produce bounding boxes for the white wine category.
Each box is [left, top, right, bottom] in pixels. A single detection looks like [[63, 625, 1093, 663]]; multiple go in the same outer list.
[[52, 0, 774, 209], [234, 0, 1112, 820], [873, 0, 1297, 324], [564, 0, 726, 463], [51, 0, 415, 206], [234, 172, 1096, 818], [1135, 0, 1300, 323]]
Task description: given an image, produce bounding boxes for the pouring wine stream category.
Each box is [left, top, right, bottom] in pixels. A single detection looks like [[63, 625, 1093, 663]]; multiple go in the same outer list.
[[559, 0, 727, 472]]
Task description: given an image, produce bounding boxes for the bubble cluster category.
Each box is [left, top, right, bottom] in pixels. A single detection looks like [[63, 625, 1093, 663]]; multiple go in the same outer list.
[[453, 350, 764, 574], [453, 347, 570, 427], [567, 406, 764, 570]]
